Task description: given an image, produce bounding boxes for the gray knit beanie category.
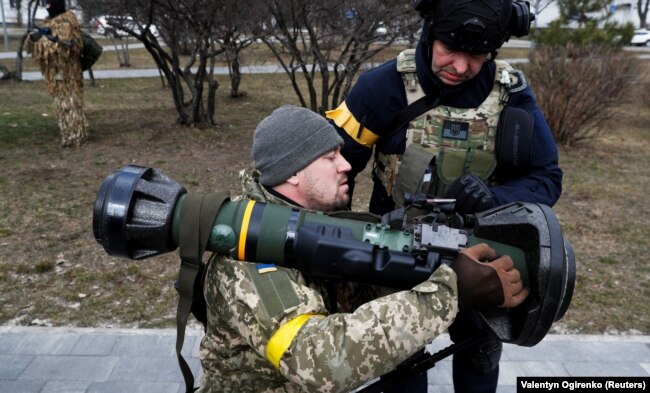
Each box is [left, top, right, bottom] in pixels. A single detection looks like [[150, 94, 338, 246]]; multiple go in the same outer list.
[[253, 105, 344, 186]]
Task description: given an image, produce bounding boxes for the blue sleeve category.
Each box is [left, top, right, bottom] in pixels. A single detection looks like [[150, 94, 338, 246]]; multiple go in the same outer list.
[[490, 87, 563, 207], [344, 60, 407, 138], [329, 61, 407, 200]]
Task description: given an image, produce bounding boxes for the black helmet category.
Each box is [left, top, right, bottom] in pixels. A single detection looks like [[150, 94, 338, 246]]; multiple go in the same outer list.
[[415, 0, 534, 54]]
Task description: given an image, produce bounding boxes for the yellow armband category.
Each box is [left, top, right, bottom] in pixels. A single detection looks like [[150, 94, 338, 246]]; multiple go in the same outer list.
[[326, 102, 379, 148], [265, 313, 324, 369]]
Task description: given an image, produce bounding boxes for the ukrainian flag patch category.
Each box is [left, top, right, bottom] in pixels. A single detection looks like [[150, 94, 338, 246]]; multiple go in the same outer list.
[[256, 263, 277, 274]]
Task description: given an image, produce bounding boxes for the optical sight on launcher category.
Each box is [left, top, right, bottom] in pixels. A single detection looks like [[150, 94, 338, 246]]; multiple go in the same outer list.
[[93, 165, 575, 389]]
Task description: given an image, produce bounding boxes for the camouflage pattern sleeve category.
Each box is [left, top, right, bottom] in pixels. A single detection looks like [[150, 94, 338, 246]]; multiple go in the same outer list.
[[201, 255, 332, 392], [202, 255, 457, 392], [277, 264, 458, 392]]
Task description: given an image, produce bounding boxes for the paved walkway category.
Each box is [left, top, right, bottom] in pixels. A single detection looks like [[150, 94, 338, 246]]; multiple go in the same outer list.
[[0, 326, 648, 393]]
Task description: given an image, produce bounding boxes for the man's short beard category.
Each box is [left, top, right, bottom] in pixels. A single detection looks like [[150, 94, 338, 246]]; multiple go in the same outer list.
[[302, 171, 349, 212], [326, 195, 350, 212], [305, 191, 349, 212]]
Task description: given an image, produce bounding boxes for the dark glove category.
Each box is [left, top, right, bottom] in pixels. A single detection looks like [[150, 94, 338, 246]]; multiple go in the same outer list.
[[451, 243, 528, 310], [445, 173, 496, 214], [29, 31, 43, 42], [29, 27, 52, 43]]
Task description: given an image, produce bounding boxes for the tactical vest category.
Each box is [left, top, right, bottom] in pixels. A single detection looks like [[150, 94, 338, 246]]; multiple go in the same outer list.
[[376, 49, 526, 206]]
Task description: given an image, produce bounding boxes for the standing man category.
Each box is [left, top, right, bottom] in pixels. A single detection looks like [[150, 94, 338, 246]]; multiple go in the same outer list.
[[26, 0, 88, 147], [197, 105, 528, 392], [326, 0, 562, 391]]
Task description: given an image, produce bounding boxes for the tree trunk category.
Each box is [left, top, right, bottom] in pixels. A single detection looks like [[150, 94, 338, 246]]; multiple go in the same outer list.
[[207, 79, 219, 124], [123, 39, 130, 67], [16, 4, 23, 28], [171, 76, 190, 124], [228, 54, 241, 98], [639, 0, 649, 28], [189, 50, 208, 124], [14, 32, 28, 81]]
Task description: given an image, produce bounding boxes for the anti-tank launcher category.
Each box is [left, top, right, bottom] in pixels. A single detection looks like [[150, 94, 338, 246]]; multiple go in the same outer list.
[[92, 165, 576, 391], [94, 165, 574, 346]]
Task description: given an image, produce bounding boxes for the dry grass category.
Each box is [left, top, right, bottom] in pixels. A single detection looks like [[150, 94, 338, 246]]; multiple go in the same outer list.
[[551, 72, 650, 334], [0, 56, 648, 335], [0, 74, 302, 328]]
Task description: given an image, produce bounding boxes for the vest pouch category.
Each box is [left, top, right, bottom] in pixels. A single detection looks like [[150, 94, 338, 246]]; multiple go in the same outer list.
[[436, 147, 467, 193], [391, 144, 437, 206], [437, 147, 496, 194], [467, 148, 497, 181]]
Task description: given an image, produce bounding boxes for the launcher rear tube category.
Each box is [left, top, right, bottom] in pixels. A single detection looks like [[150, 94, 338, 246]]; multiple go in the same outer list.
[[172, 196, 374, 263]]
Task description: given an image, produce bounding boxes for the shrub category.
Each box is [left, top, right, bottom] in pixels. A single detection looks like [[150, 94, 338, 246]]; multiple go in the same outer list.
[[532, 19, 635, 48], [524, 44, 640, 147]]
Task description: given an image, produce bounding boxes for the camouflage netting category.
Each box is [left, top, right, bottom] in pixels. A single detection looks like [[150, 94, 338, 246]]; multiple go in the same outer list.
[[26, 11, 88, 147]]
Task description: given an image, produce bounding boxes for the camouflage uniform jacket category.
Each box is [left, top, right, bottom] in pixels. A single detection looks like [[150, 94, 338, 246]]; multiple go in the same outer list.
[[198, 170, 458, 393]]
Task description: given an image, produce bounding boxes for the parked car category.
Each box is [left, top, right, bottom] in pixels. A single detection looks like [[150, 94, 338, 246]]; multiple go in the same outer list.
[[375, 22, 387, 35], [91, 15, 111, 36], [92, 15, 159, 38], [630, 29, 650, 47]]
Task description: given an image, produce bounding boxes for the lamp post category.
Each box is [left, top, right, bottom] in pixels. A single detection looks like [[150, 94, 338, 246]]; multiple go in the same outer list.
[[1, 0, 9, 50]]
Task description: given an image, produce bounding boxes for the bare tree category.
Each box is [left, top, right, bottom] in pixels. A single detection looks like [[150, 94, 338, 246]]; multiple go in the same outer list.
[[212, 0, 261, 98], [531, 0, 555, 27], [75, 2, 136, 67], [9, 0, 40, 80], [13, 0, 24, 27], [261, 0, 419, 114], [92, 0, 227, 126], [638, 0, 650, 28]]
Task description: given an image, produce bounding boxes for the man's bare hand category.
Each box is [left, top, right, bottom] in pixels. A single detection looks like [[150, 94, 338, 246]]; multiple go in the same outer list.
[[453, 243, 529, 310], [463, 243, 529, 308]]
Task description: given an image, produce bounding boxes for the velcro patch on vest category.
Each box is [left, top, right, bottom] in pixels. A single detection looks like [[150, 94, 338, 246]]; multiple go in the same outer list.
[[442, 120, 470, 140], [245, 263, 300, 318]]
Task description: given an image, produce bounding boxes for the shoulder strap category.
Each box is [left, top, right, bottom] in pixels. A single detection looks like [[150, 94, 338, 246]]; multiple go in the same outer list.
[[176, 192, 230, 393], [389, 49, 440, 138], [387, 93, 440, 139], [389, 60, 526, 140]]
